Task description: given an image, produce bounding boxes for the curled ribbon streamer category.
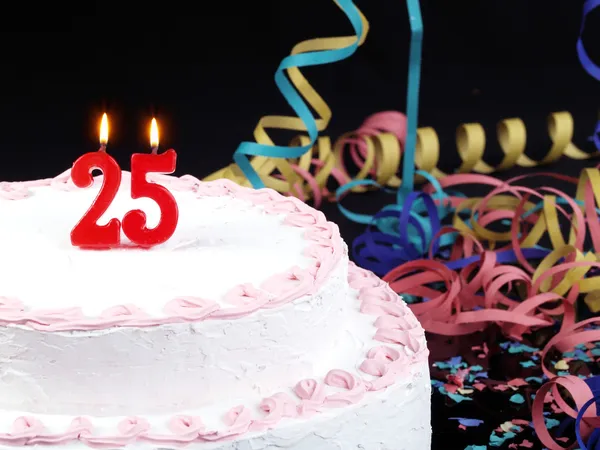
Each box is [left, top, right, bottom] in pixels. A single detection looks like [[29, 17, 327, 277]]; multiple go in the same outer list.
[[577, 0, 600, 82], [205, 0, 369, 194], [347, 167, 600, 350], [342, 111, 597, 198], [577, 0, 600, 165], [203, 0, 596, 206], [208, 108, 596, 207], [398, 0, 423, 194], [533, 375, 600, 450], [204, 0, 427, 206]]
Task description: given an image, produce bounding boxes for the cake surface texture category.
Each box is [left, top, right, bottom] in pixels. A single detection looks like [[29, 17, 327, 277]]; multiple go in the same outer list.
[[0, 171, 431, 449]]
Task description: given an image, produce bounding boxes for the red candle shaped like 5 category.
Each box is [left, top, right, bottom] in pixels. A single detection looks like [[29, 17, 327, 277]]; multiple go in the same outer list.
[[71, 113, 122, 248], [122, 119, 179, 247]]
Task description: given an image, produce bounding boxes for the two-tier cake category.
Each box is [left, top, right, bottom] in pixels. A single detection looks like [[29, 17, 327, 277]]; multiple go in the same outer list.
[[0, 171, 431, 449]]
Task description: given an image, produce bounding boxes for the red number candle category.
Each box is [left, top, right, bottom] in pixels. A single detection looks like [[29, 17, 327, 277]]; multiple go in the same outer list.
[[122, 118, 179, 247], [71, 113, 122, 248]]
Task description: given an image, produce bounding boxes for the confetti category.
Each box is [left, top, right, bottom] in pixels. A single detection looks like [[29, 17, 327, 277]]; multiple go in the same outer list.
[[525, 376, 543, 384], [447, 391, 473, 403], [493, 385, 512, 392], [553, 360, 569, 370], [449, 418, 484, 428], [444, 384, 459, 394], [500, 421, 518, 432], [509, 393, 526, 404], [544, 418, 560, 429], [507, 344, 539, 354], [563, 349, 593, 362], [490, 431, 516, 447], [447, 372, 466, 387], [507, 378, 528, 387], [449, 356, 463, 367], [520, 361, 536, 368], [511, 419, 530, 426], [439, 386, 473, 403]]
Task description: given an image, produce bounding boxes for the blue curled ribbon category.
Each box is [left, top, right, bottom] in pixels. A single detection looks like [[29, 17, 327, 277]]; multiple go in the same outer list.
[[231, 0, 365, 189], [339, 169, 554, 276], [577, 0, 600, 151], [575, 376, 600, 450], [577, 0, 600, 82], [350, 196, 553, 277], [591, 120, 600, 153]]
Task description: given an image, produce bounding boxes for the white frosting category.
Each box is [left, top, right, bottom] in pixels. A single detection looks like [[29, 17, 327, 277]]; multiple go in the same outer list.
[[0, 363, 431, 450], [0, 175, 431, 448], [0, 177, 312, 312], [196, 363, 431, 450], [0, 261, 349, 416], [0, 272, 431, 449]]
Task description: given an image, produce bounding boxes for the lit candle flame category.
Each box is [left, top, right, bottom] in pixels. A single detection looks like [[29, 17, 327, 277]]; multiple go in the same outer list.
[[150, 118, 159, 152], [99, 113, 109, 147]]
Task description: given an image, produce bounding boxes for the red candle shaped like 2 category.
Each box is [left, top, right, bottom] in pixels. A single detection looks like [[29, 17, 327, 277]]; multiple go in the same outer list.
[[122, 118, 179, 247], [71, 113, 123, 248]]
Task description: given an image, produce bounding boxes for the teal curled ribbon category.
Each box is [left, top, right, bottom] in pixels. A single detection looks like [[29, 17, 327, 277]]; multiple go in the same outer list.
[[232, 0, 364, 189], [334, 0, 425, 226], [399, 0, 424, 197]]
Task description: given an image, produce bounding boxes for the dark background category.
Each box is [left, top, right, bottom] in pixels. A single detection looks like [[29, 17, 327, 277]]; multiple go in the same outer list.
[[1, 1, 599, 448], [1, 0, 598, 182]]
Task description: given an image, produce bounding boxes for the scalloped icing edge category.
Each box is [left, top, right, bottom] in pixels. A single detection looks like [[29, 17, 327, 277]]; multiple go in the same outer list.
[[0, 171, 345, 331], [0, 262, 429, 447]]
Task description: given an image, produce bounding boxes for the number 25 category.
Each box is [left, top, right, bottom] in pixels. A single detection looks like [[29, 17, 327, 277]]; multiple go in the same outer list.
[[70, 150, 179, 248]]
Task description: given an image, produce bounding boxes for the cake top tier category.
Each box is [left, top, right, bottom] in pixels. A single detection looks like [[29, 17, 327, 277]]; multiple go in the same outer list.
[[0, 172, 344, 331]]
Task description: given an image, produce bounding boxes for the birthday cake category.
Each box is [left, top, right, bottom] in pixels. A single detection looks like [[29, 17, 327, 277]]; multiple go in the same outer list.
[[0, 171, 431, 449]]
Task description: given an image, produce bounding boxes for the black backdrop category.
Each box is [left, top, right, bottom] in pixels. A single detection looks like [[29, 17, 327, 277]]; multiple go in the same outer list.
[[1, 1, 600, 448], [0, 0, 598, 182]]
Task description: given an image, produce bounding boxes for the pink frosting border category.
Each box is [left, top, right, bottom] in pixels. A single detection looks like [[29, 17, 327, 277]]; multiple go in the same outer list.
[[0, 263, 429, 447], [0, 170, 344, 331]]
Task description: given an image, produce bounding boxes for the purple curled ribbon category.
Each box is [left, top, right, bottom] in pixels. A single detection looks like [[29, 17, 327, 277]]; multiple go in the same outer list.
[[577, 0, 600, 81], [575, 376, 600, 449], [577, 0, 600, 151], [351, 189, 552, 277]]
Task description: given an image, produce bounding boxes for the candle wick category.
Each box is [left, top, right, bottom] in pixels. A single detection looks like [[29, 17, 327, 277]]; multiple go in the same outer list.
[[151, 146, 158, 155], [99, 144, 107, 153]]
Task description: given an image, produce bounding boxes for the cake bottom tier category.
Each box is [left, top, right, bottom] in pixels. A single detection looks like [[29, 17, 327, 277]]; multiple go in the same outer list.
[[219, 362, 431, 450], [0, 263, 431, 450]]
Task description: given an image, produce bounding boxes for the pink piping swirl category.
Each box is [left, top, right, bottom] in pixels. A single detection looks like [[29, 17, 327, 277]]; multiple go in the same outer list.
[[0, 265, 428, 447], [163, 297, 219, 321], [0, 297, 25, 313], [0, 172, 344, 331], [261, 266, 315, 307], [323, 370, 367, 406], [294, 378, 327, 416], [168, 415, 205, 437]]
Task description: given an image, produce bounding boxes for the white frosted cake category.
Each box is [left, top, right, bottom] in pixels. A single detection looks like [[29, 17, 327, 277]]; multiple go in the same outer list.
[[0, 170, 431, 449]]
